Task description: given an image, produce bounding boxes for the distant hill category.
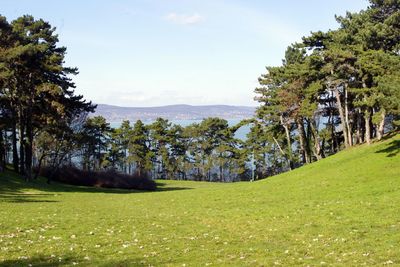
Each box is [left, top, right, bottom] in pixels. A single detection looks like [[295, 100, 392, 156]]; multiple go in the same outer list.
[[93, 104, 256, 122]]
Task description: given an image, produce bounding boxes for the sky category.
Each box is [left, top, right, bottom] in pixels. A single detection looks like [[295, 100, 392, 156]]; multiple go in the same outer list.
[[1, 0, 369, 107]]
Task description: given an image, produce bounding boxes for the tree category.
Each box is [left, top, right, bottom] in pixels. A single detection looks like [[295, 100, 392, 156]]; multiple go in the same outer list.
[[253, 0, 399, 177], [0, 15, 94, 180], [81, 116, 111, 171], [104, 128, 125, 170], [128, 120, 151, 177], [117, 120, 132, 173], [255, 65, 296, 170], [148, 118, 171, 179], [166, 124, 187, 180]]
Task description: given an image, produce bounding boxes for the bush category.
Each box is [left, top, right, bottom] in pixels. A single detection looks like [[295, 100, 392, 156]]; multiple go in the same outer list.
[[38, 166, 157, 191]]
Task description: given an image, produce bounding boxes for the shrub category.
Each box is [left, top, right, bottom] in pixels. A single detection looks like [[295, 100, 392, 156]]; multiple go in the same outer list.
[[38, 166, 157, 191]]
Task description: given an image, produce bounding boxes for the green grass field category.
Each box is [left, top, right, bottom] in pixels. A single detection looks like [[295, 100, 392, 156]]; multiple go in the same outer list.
[[0, 134, 399, 266]]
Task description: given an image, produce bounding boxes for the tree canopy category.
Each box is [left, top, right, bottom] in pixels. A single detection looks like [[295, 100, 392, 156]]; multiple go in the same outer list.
[[1, 0, 398, 183]]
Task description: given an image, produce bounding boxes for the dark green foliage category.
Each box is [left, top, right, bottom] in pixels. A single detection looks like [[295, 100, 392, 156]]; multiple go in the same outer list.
[[128, 120, 152, 176], [1, 0, 398, 184], [0, 15, 95, 180], [38, 166, 156, 191], [254, 0, 400, 172], [80, 116, 111, 170]]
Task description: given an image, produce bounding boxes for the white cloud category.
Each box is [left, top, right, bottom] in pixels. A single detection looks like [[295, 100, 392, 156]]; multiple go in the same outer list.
[[164, 13, 204, 25]]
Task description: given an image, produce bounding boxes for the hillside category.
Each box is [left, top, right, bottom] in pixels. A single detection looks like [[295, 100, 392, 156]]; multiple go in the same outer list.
[[0, 134, 399, 266], [93, 104, 256, 122]]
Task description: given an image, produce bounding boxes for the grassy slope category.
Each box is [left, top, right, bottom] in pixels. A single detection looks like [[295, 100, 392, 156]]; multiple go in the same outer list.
[[0, 134, 399, 266]]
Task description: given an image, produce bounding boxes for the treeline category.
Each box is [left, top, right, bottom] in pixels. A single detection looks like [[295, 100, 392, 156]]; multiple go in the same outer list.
[[0, 15, 248, 183], [65, 116, 248, 182], [1, 0, 399, 184], [250, 0, 400, 173]]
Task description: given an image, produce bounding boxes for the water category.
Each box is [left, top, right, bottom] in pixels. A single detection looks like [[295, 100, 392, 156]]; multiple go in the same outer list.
[[109, 119, 250, 140]]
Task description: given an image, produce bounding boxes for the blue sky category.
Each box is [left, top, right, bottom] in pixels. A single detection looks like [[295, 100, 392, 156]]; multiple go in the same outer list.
[[2, 0, 369, 107]]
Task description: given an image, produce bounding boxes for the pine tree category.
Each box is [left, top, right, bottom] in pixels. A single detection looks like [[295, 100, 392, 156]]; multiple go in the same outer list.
[[128, 120, 151, 177]]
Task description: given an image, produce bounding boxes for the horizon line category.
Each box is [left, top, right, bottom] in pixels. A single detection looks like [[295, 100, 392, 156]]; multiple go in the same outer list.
[[95, 103, 258, 108]]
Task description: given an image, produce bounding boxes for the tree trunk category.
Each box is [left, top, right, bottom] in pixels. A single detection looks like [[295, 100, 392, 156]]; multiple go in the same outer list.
[[197, 167, 200, 181], [19, 118, 25, 176], [12, 123, 19, 173], [376, 110, 386, 141], [273, 137, 286, 157], [219, 164, 223, 182], [355, 109, 363, 144], [97, 144, 101, 170], [34, 153, 46, 180], [305, 119, 313, 162], [309, 119, 323, 160], [0, 129, 5, 171], [344, 86, 353, 146], [327, 107, 337, 154], [333, 87, 349, 148], [297, 118, 310, 164], [24, 115, 33, 181], [365, 110, 371, 145], [280, 115, 293, 170]]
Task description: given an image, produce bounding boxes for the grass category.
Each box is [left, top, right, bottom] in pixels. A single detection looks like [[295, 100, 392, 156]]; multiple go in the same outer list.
[[0, 134, 399, 266]]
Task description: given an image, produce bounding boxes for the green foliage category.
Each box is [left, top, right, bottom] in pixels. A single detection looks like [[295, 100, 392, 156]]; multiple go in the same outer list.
[[128, 120, 151, 175], [1, 0, 399, 183], [80, 116, 111, 170], [0, 15, 94, 179], [255, 0, 400, 167]]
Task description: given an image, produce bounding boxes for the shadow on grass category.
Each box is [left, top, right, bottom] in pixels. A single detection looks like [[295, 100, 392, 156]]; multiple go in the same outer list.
[[376, 139, 400, 157], [0, 195, 59, 203], [155, 181, 193, 192], [0, 170, 191, 203], [0, 255, 153, 267]]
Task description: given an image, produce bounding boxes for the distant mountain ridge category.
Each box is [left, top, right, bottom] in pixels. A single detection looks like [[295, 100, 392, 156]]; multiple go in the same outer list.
[[93, 104, 256, 122]]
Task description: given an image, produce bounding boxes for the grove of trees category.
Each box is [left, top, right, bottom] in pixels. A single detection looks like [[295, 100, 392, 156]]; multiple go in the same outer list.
[[74, 117, 247, 182], [251, 0, 400, 176], [0, 15, 95, 181], [1, 0, 399, 183]]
